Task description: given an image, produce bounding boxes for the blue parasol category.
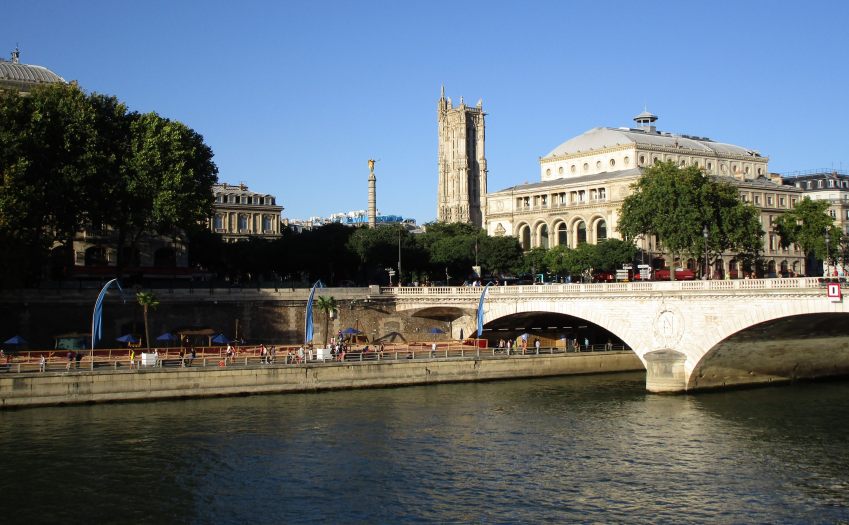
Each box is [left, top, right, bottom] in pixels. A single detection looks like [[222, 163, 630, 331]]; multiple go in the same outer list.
[[427, 328, 445, 334], [116, 334, 138, 343], [4, 335, 27, 345], [156, 333, 178, 341], [210, 334, 229, 344], [340, 328, 360, 334]]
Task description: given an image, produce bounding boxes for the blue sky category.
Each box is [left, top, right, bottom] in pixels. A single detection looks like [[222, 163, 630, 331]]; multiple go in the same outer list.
[[5, 1, 848, 223]]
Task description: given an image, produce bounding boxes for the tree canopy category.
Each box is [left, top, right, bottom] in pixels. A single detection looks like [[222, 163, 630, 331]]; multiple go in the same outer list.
[[0, 82, 218, 286], [772, 197, 838, 261], [617, 160, 763, 279]]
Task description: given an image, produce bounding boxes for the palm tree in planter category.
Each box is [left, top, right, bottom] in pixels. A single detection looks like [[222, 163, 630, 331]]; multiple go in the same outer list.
[[136, 292, 160, 350], [315, 296, 338, 346]]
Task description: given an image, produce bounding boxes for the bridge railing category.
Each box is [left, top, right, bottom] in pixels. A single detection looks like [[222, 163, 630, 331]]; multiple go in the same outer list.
[[381, 277, 828, 296]]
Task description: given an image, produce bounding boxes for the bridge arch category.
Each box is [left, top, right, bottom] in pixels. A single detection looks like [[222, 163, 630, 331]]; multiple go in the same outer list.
[[481, 300, 650, 359], [687, 300, 849, 390]]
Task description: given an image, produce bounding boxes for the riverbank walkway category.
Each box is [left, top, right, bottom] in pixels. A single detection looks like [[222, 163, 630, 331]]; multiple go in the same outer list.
[[0, 343, 630, 375]]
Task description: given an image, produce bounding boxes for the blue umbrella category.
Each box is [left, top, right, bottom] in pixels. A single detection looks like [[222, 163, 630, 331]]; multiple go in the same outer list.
[[210, 334, 229, 344], [116, 334, 138, 343], [4, 335, 27, 345], [341, 328, 360, 334], [156, 333, 178, 341], [427, 328, 445, 334]]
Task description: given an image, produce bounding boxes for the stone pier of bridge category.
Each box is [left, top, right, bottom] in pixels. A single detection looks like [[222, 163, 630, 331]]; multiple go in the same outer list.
[[385, 278, 849, 393]]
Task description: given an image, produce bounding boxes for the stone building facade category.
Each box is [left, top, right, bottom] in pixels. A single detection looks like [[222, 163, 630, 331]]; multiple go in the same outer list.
[[436, 87, 487, 228], [478, 111, 807, 277], [782, 169, 849, 235], [210, 183, 284, 242]]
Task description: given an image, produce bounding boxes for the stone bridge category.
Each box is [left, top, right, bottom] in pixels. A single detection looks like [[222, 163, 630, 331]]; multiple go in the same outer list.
[[380, 278, 849, 393]]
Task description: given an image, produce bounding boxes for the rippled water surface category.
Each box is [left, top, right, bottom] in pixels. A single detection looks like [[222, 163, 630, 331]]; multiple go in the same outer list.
[[2, 372, 849, 524]]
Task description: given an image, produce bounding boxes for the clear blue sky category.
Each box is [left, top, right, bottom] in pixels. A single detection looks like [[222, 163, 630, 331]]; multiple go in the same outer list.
[[6, 1, 848, 224]]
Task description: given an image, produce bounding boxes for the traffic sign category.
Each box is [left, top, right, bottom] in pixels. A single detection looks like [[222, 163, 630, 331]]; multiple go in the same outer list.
[[828, 283, 842, 302], [622, 265, 633, 270], [638, 264, 651, 269]]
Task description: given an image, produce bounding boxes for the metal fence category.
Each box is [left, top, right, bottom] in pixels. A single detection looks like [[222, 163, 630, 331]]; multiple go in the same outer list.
[[0, 343, 630, 374]]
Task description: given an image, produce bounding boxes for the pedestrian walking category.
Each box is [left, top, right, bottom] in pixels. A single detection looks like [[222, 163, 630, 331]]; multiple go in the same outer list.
[[129, 349, 136, 369], [66, 351, 73, 370], [39, 355, 46, 373], [431, 342, 436, 358], [584, 337, 589, 350], [534, 338, 540, 353], [297, 346, 304, 363], [270, 346, 276, 364], [75, 350, 83, 369], [188, 348, 196, 367]]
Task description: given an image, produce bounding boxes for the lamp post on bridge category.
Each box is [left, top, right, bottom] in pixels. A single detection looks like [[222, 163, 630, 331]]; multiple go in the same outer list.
[[703, 226, 709, 280], [825, 230, 831, 277]]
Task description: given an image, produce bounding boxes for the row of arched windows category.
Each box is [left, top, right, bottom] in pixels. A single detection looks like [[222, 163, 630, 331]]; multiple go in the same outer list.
[[517, 219, 607, 251]]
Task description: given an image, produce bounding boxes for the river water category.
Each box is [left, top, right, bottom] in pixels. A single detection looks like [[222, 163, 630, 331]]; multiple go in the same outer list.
[[2, 372, 849, 524]]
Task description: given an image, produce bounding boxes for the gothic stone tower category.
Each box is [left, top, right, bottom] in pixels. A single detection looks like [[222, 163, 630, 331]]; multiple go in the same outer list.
[[437, 86, 487, 227]]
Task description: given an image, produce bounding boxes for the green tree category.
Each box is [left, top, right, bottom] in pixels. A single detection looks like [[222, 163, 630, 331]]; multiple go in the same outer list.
[[136, 292, 160, 350], [110, 112, 218, 281], [0, 83, 122, 285], [594, 238, 638, 271], [479, 236, 524, 275], [516, 246, 549, 276], [315, 295, 338, 346], [772, 197, 835, 265], [618, 160, 764, 279]]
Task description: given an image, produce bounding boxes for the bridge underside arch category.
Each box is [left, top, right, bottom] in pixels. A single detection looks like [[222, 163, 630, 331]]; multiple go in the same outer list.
[[689, 313, 849, 390], [482, 311, 633, 351]]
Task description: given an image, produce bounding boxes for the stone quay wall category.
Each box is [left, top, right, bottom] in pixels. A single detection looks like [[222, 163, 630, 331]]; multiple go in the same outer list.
[[0, 287, 446, 350], [0, 351, 643, 407]]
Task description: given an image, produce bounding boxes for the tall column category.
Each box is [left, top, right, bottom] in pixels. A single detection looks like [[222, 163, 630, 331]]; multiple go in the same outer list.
[[368, 159, 377, 228]]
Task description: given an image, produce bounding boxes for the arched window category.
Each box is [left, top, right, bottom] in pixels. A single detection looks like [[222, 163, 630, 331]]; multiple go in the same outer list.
[[85, 246, 108, 267], [520, 226, 531, 251], [154, 247, 177, 268], [767, 260, 776, 274], [577, 221, 587, 244], [780, 261, 788, 274], [596, 220, 607, 242], [557, 223, 568, 246], [539, 224, 549, 249]]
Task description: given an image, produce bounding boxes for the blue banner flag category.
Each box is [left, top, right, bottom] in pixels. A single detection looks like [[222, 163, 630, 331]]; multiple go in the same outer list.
[[476, 281, 492, 337], [92, 279, 124, 350], [304, 280, 324, 343]]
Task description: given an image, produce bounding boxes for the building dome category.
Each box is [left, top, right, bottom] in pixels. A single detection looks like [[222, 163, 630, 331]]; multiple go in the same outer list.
[[0, 48, 66, 93]]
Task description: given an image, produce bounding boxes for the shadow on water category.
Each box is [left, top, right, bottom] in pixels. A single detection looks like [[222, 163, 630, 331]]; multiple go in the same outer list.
[[1, 372, 849, 524]]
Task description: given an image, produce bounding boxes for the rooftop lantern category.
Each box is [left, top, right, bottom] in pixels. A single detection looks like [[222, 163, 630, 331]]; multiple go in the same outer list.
[[634, 110, 658, 133]]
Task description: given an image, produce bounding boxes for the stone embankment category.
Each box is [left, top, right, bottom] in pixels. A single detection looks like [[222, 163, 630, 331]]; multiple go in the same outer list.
[[0, 351, 643, 408]]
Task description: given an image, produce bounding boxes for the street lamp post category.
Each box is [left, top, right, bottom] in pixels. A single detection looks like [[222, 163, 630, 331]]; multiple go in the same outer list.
[[703, 226, 709, 280], [825, 230, 831, 277]]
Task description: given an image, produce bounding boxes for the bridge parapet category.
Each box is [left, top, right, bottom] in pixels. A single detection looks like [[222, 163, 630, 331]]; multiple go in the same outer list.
[[381, 277, 825, 297]]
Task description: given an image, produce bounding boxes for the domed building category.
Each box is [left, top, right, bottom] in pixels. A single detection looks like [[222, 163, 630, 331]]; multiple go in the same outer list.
[[469, 108, 807, 277], [0, 47, 66, 93]]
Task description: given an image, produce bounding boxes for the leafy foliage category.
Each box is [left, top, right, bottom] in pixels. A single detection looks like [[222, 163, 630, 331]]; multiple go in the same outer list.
[[772, 197, 835, 260], [0, 82, 218, 287], [618, 160, 763, 279]]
